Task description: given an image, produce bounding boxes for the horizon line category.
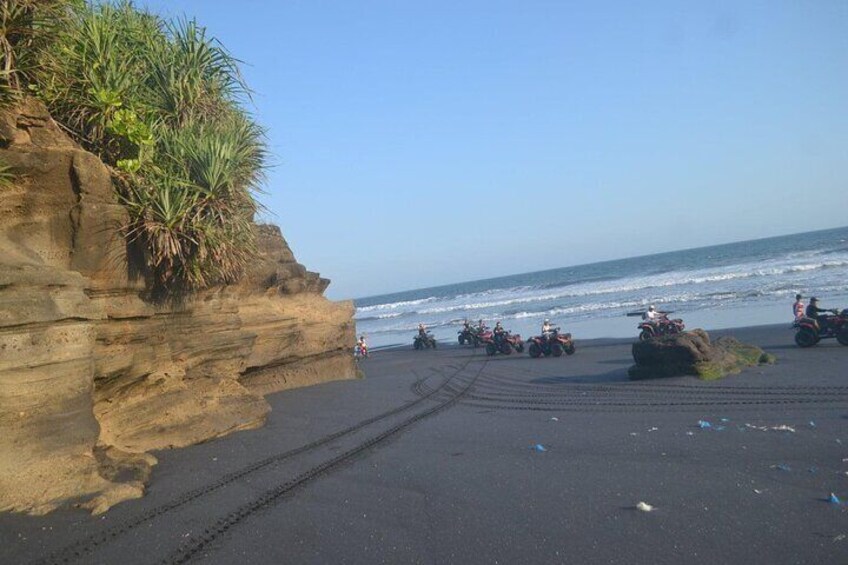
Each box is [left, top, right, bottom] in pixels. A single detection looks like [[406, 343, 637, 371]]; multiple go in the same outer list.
[[348, 223, 848, 302]]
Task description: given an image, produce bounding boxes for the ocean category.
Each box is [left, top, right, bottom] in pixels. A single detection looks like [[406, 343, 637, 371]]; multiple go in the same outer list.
[[354, 227, 848, 348]]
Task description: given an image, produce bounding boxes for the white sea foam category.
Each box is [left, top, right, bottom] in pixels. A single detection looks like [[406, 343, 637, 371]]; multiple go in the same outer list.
[[355, 239, 848, 347], [356, 256, 848, 320], [355, 296, 439, 315]]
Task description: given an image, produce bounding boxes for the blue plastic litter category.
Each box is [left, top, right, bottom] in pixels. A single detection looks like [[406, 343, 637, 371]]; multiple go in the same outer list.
[[809, 421, 816, 428], [828, 493, 841, 505], [698, 420, 712, 429], [720, 418, 730, 423], [532, 444, 547, 452], [774, 464, 791, 472]]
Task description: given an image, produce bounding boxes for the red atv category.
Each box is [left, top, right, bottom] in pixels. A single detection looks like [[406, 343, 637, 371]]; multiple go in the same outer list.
[[477, 328, 500, 355], [527, 328, 575, 358], [482, 330, 524, 356], [637, 316, 685, 341], [794, 308, 848, 348]]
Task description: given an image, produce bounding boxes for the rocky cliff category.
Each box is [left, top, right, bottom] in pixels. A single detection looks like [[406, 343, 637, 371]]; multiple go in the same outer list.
[[0, 100, 356, 515]]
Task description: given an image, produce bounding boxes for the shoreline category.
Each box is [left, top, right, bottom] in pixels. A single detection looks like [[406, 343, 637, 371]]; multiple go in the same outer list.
[[368, 321, 797, 352]]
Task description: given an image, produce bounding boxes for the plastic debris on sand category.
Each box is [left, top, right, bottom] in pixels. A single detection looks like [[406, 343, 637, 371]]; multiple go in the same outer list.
[[532, 444, 547, 452], [550, 417, 559, 422], [745, 424, 796, 433], [771, 464, 792, 472], [636, 502, 654, 512], [698, 420, 712, 429], [829, 493, 842, 505]]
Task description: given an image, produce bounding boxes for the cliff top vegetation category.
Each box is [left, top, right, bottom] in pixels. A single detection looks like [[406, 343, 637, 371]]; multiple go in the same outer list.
[[0, 0, 266, 294]]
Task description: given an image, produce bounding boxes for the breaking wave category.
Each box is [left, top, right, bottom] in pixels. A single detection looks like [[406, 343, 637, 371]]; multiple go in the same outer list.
[[354, 229, 848, 346]]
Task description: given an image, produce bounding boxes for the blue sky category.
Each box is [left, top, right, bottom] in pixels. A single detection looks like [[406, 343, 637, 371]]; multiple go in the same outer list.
[[140, 1, 848, 299]]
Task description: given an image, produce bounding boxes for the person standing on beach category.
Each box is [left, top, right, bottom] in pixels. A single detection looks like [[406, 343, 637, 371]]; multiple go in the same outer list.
[[793, 294, 805, 320], [356, 335, 368, 358]]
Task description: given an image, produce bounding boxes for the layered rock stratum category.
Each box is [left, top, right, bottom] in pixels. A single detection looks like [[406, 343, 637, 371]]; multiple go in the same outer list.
[[0, 100, 355, 515]]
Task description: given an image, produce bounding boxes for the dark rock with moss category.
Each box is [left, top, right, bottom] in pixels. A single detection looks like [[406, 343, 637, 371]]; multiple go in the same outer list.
[[629, 329, 774, 381]]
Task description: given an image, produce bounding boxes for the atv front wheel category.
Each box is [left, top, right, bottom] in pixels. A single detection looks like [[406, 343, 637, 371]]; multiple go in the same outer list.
[[528, 343, 542, 358], [485, 343, 497, 356], [639, 330, 653, 342], [565, 344, 575, 355], [515, 342, 524, 353], [795, 328, 818, 348], [499, 341, 512, 355]]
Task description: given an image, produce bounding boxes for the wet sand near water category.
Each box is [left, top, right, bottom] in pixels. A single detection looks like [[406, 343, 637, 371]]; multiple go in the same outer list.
[[2, 324, 847, 564]]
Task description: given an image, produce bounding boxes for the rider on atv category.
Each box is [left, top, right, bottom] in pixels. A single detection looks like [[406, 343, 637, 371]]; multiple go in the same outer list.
[[806, 297, 838, 330], [541, 319, 558, 344], [493, 321, 506, 342], [643, 305, 664, 321]]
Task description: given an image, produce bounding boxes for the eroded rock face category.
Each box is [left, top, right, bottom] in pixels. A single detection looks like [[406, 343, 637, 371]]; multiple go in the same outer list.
[[0, 100, 356, 514]]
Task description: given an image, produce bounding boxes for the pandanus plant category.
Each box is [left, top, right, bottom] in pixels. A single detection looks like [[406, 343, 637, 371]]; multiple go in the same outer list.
[[2, 0, 268, 294]]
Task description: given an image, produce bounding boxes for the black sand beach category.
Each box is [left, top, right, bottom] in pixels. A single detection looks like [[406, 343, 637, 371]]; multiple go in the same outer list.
[[2, 324, 847, 564]]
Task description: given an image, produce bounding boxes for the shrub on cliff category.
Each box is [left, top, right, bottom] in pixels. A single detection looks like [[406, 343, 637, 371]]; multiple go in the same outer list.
[[1, 0, 266, 293], [0, 0, 79, 106]]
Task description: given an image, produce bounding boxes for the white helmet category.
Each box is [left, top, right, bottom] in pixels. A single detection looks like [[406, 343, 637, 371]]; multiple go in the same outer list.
[[648, 305, 655, 311]]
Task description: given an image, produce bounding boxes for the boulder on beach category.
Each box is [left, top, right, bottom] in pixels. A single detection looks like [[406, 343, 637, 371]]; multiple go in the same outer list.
[[629, 329, 774, 380]]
